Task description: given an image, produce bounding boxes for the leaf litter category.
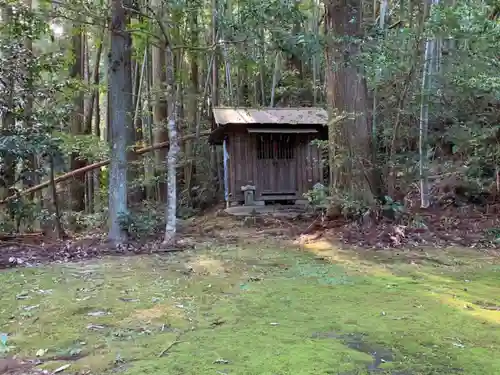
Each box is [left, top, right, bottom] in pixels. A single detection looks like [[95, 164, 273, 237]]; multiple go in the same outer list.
[[1, 200, 499, 269]]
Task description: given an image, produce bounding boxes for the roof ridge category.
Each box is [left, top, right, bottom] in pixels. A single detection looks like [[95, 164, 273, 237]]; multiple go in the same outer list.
[[213, 106, 325, 110]]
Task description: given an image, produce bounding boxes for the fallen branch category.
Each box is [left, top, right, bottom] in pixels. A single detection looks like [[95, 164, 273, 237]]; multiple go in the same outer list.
[[0, 130, 211, 205], [0, 241, 45, 250], [0, 232, 43, 241], [301, 213, 323, 235], [158, 333, 182, 357]]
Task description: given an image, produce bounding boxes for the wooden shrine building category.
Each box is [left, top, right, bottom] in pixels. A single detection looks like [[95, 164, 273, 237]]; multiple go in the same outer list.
[[208, 107, 328, 206]]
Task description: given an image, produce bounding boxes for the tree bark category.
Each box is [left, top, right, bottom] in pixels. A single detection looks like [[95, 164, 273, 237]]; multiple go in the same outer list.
[[143, 43, 156, 200], [184, 6, 199, 205], [87, 32, 104, 212], [108, 0, 133, 245], [23, 0, 37, 192], [151, 0, 168, 202], [49, 155, 64, 239], [211, 0, 219, 108], [324, 0, 376, 203], [128, 46, 146, 204], [69, 25, 86, 212], [84, 30, 104, 135], [419, 0, 440, 208], [93, 89, 101, 209], [163, 43, 179, 244], [270, 52, 280, 107], [0, 5, 16, 202]]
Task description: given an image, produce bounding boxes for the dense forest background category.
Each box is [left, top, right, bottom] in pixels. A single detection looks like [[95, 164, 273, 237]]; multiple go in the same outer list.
[[0, 0, 499, 247]]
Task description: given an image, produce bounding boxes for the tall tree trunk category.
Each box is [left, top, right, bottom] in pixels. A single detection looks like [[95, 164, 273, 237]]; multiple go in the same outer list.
[[270, 52, 280, 107], [93, 90, 101, 209], [151, 0, 168, 202], [143, 43, 156, 200], [128, 47, 146, 204], [108, 0, 133, 245], [49, 155, 64, 239], [85, 31, 104, 211], [289, 0, 303, 78], [311, 1, 319, 106], [419, 0, 440, 208], [258, 32, 266, 105], [69, 25, 86, 212], [324, 0, 375, 203], [371, 0, 388, 193], [0, 5, 16, 202], [22, 0, 40, 231], [23, 0, 37, 191], [163, 42, 179, 244], [185, 6, 199, 205], [210, 0, 220, 198], [83, 33, 94, 213], [211, 0, 219, 108], [84, 30, 104, 134]]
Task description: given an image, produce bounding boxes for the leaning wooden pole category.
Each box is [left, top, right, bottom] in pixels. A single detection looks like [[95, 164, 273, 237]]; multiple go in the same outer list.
[[0, 130, 212, 205]]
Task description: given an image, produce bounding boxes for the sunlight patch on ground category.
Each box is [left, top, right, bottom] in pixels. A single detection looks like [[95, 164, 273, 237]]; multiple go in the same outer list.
[[438, 295, 500, 324], [299, 236, 393, 276], [299, 237, 355, 264], [1, 243, 500, 375], [131, 305, 184, 322], [187, 255, 226, 275], [406, 269, 500, 324], [298, 236, 500, 327]]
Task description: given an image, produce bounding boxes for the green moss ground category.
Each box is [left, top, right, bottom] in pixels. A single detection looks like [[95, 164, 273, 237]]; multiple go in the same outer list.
[[1, 241, 500, 374]]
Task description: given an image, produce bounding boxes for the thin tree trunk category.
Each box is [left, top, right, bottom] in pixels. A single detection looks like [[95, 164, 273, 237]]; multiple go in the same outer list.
[[185, 6, 199, 205], [88, 32, 104, 212], [84, 33, 93, 214], [211, 0, 219, 107], [210, 0, 220, 197], [151, 0, 168, 202], [419, 40, 432, 209], [93, 91, 101, 209], [419, 0, 440, 208], [221, 39, 233, 104], [133, 48, 147, 134], [259, 32, 266, 105], [21, 0, 40, 231], [198, 45, 216, 137], [311, 1, 319, 106], [0, 5, 16, 202], [270, 52, 280, 107], [143, 42, 156, 200], [128, 47, 146, 204], [69, 25, 86, 212], [49, 155, 64, 239], [371, 0, 388, 184], [22, 0, 37, 191], [84, 33, 91, 133], [163, 43, 179, 244], [84, 32, 104, 213], [84, 30, 104, 134]]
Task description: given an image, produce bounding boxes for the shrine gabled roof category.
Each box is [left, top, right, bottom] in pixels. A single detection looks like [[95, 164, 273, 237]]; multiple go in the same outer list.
[[212, 107, 328, 126]]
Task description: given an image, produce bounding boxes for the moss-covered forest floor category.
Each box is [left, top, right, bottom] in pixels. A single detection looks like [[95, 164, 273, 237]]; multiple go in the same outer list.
[[1, 209, 500, 375]]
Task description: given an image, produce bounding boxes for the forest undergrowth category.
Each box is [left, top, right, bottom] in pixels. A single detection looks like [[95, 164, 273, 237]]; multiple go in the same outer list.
[[1, 190, 499, 270]]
